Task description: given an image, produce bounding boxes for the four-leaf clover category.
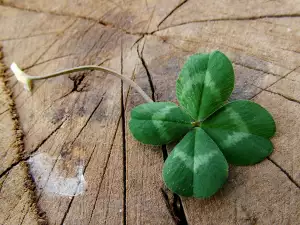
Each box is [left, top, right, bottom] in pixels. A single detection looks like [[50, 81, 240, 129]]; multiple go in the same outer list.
[[129, 51, 276, 198]]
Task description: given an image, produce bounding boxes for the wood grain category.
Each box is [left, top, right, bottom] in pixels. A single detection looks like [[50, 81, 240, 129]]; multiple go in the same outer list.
[[0, 45, 43, 224], [1, 1, 300, 224]]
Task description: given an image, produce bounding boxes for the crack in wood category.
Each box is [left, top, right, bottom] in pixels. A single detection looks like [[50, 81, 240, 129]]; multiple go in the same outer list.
[[0, 3, 96, 24], [0, 159, 23, 179], [120, 41, 127, 225], [172, 194, 188, 225], [59, 191, 75, 225], [233, 61, 282, 77], [284, 77, 300, 84], [162, 145, 168, 161], [0, 108, 9, 116], [25, 118, 67, 158], [137, 44, 156, 101], [251, 65, 300, 100], [68, 73, 86, 92], [162, 38, 194, 53], [66, 72, 90, 95], [84, 116, 122, 225], [71, 94, 106, 147], [82, 31, 105, 59], [0, 3, 150, 37], [157, 0, 188, 28], [23, 54, 76, 71], [279, 46, 300, 55], [0, 173, 8, 193], [161, 188, 180, 224], [19, 18, 78, 73], [54, 59, 111, 101], [76, 21, 98, 42], [131, 35, 145, 49], [59, 95, 107, 225], [0, 32, 61, 42], [161, 187, 188, 225], [29, 38, 62, 67], [158, 13, 300, 31], [18, 212, 29, 225], [246, 65, 300, 190], [267, 157, 300, 189], [128, 6, 157, 48], [265, 89, 300, 105], [102, 188, 113, 225]]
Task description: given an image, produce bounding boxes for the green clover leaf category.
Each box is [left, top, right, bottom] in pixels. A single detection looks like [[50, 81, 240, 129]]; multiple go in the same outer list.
[[129, 50, 276, 198], [176, 51, 234, 121], [201, 100, 275, 165], [129, 102, 193, 145], [163, 128, 228, 198]]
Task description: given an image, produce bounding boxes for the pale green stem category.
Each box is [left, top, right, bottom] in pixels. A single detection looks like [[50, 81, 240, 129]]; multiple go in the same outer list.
[[10, 63, 153, 103]]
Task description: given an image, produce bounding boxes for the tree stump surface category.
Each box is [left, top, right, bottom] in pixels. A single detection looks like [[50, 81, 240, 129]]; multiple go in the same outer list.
[[0, 1, 300, 224]]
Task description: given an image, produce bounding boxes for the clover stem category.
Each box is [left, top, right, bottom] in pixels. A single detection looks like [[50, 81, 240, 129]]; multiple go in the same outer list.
[[10, 63, 153, 103]]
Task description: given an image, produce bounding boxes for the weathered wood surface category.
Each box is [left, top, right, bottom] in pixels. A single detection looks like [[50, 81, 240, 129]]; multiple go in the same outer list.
[[0, 0, 300, 224], [0, 48, 43, 224]]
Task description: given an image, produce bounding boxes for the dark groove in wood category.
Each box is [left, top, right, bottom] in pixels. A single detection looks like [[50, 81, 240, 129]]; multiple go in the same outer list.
[[25, 118, 67, 158], [162, 145, 168, 161], [0, 3, 148, 36], [251, 65, 300, 100], [86, 114, 123, 225], [268, 157, 300, 189], [160, 188, 189, 225], [137, 47, 156, 101], [0, 159, 22, 179], [120, 41, 127, 225], [158, 0, 188, 28], [59, 95, 106, 225], [233, 61, 281, 77], [72, 95, 105, 145], [160, 188, 180, 224], [172, 194, 188, 225], [265, 89, 300, 105], [158, 13, 300, 31]]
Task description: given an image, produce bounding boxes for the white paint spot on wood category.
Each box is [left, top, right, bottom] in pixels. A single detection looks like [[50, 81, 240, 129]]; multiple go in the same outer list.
[[28, 153, 87, 196]]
